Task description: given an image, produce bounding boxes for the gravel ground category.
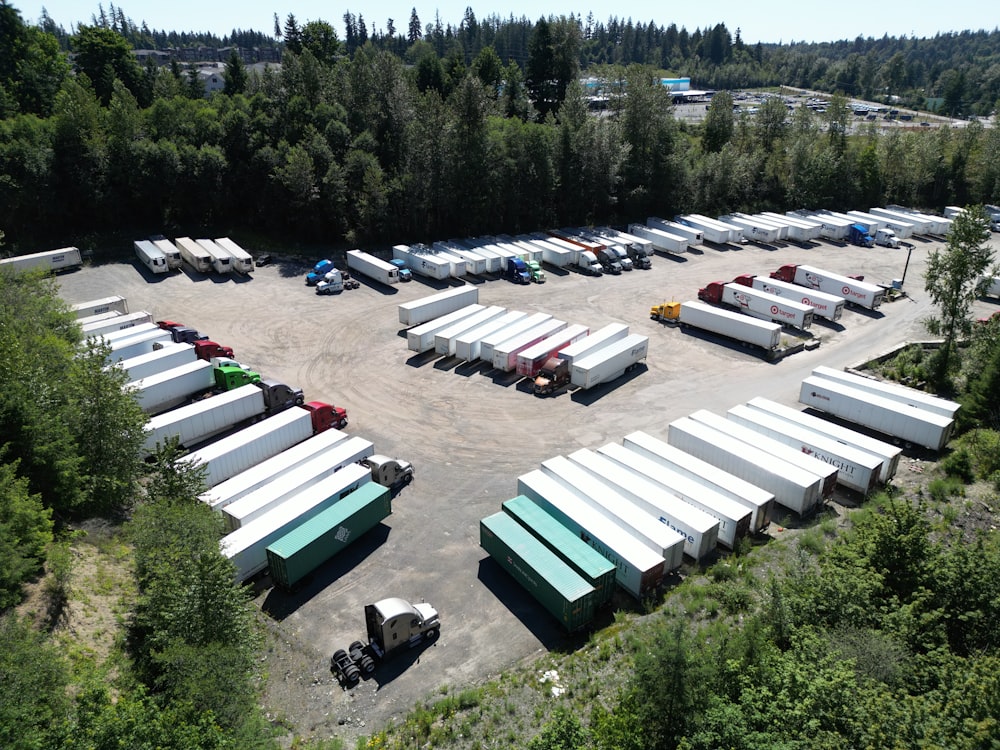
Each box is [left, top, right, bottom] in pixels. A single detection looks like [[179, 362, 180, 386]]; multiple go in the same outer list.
[[56, 230, 999, 745]]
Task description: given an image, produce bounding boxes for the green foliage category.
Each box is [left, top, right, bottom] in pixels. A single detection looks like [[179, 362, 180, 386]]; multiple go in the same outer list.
[[527, 706, 591, 749], [928, 475, 964, 502], [940, 447, 974, 482], [0, 458, 54, 609]]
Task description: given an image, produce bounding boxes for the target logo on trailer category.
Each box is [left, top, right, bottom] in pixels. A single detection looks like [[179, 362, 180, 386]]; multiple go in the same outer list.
[[770, 305, 779, 315], [843, 285, 852, 295]]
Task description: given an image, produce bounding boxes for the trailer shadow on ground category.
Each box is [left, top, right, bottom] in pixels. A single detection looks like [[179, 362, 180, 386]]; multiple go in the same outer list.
[[132, 261, 173, 283], [475, 557, 593, 651], [700, 240, 742, 252], [275, 260, 310, 279], [404, 349, 439, 366], [544, 265, 571, 277], [676, 327, 782, 363], [259, 524, 392, 620], [655, 252, 690, 264], [488, 368, 527, 388], [351, 275, 399, 295], [570, 363, 649, 406], [454, 359, 492, 378], [845, 305, 886, 319], [748, 242, 781, 251], [367, 635, 441, 691], [811, 318, 846, 333], [433, 355, 464, 372]]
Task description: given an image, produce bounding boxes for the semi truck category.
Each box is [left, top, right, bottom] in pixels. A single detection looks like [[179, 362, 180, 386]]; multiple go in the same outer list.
[[744, 397, 900, 483], [361, 455, 414, 489], [627, 223, 688, 254], [346, 249, 400, 285], [481, 512, 598, 632], [71, 296, 129, 318], [214, 237, 254, 274], [175, 237, 213, 273], [732, 274, 844, 322], [406, 304, 485, 353], [268, 482, 392, 591], [221, 462, 371, 581], [392, 244, 452, 280], [848, 224, 875, 248], [0, 247, 82, 274], [568, 334, 648, 390], [515, 324, 589, 378], [398, 285, 479, 326], [667, 416, 822, 515], [726, 404, 883, 495], [698, 281, 814, 329], [981, 276, 1000, 299], [595, 246, 623, 274], [577, 250, 604, 276], [134, 240, 170, 274], [128, 359, 217, 415], [770, 264, 884, 310], [517, 469, 666, 599], [623, 431, 774, 533], [388, 258, 412, 281], [799, 376, 954, 452], [811, 365, 960, 420], [669, 300, 783, 356], [504, 256, 531, 284], [362, 597, 440, 660]]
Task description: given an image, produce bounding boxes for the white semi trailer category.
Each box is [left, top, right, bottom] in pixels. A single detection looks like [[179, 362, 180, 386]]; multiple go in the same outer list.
[[176, 237, 213, 273], [114, 342, 197, 382], [731, 274, 844, 322], [397, 285, 479, 326], [811, 366, 960, 419], [569, 334, 648, 389], [142, 384, 266, 457], [406, 304, 485, 353], [346, 249, 400, 284], [128, 359, 216, 415]]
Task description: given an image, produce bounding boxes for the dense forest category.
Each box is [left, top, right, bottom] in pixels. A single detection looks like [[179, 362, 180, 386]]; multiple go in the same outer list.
[[1, 2, 1000, 252]]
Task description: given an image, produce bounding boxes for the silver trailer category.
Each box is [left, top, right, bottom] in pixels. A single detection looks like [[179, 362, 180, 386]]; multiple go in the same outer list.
[[222, 436, 374, 531], [569, 334, 648, 389], [175, 237, 213, 273], [200, 429, 350, 511], [114, 342, 197, 382], [727, 404, 883, 495], [434, 306, 508, 357], [397, 285, 480, 326], [557, 323, 630, 367], [679, 300, 782, 353], [179, 406, 315, 487], [811, 365, 960, 420], [478, 313, 553, 364], [214, 237, 254, 274], [427, 243, 472, 277], [71, 295, 129, 318], [720, 215, 781, 244], [455, 240, 504, 272], [515, 324, 589, 378], [128, 359, 216, 415], [517, 469, 666, 598], [623, 431, 774, 532], [596, 442, 750, 549], [799, 376, 954, 452], [221, 462, 371, 582], [887, 205, 951, 235], [77, 311, 122, 327], [142, 384, 266, 457], [759, 212, 823, 241], [567, 448, 719, 561], [668, 416, 822, 515], [788, 211, 850, 240], [540, 456, 685, 570], [870, 207, 934, 235], [134, 240, 169, 274], [735, 212, 788, 240], [689, 409, 839, 501]]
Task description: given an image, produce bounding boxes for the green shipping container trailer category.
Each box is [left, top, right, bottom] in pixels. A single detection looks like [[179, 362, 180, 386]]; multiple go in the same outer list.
[[501, 494, 616, 607], [480, 511, 597, 632], [266, 482, 392, 589]]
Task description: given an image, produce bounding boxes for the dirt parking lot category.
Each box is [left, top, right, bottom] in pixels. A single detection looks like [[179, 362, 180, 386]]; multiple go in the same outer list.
[[57, 232, 998, 743]]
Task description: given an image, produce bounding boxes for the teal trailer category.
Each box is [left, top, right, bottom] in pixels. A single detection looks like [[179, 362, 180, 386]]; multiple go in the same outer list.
[[501, 495, 616, 606], [480, 512, 596, 632], [266, 482, 392, 589]]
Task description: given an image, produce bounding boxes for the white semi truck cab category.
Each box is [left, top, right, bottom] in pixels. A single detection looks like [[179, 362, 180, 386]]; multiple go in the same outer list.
[[364, 598, 439, 659]]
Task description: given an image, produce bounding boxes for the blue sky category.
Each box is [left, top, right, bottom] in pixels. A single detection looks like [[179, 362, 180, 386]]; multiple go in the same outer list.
[[14, 0, 994, 45]]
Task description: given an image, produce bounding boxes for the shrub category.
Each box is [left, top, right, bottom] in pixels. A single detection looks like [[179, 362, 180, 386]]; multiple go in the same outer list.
[[941, 448, 974, 482]]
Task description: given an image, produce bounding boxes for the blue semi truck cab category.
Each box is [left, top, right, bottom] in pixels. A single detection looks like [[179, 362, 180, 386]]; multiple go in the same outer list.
[[505, 257, 531, 284]]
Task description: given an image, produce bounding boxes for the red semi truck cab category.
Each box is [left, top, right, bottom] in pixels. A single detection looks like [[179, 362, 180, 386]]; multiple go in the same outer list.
[[732, 274, 755, 287], [697, 281, 726, 303], [770, 265, 797, 282], [194, 340, 235, 360], [303, 401, 348, 432]]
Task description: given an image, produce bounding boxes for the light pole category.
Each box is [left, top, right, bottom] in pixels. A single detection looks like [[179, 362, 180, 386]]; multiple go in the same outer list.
[[900, 242, 914, 288]]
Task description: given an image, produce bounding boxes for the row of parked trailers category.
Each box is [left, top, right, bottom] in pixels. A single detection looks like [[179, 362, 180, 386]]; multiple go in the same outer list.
[[480, 378, 948, 630], [134, 237, 255, 276]]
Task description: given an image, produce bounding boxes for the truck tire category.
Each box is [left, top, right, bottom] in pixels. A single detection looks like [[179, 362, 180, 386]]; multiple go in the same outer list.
[[331, 649, 348, 671], [403, 473, 412, 485], [295, 395, 305, 406], [360, 654, 375, 674], [425, 627, 440, 642], [338, 418, 348, 429], [348, 641, 365, 662]]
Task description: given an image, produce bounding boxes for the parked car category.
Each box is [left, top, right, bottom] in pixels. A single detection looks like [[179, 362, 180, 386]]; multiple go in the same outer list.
[[255, 253, 273, 267]]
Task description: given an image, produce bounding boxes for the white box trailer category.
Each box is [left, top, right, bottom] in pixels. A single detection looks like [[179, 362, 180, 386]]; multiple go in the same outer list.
[[0, 246, 82, 274], [71, 295, 129, 318], [397, 285, 479, 326], [568, 448, 719, 561], [515, 324, 589, 378], [196, 239, 234, 274], [522, 237, 574, 267], [214, 237, 254, 274], [759, 212, 823, 242], [478, 313, 553, 364], [745, 397, 901, 483], [721, 215, 780, 244], [736, 274, 844, 322], [771, 264, 884, 310], [180, 406, 315, 487], [434, 306, 508, 356], [570, 334, 648, 389], [595, 227, 654, 257], [346, 249, 400, 284], [668, 416, 822, 515], [623, 431, 774, 532], [392, 245, 451, 281], [201, 429, 349, 511], [627, 223, 688, 254], [222, 436, 375, 531], [77, 311, 122, 327], [175, 237, 213, 273], [788, 211, 849, 240], [115, 342, 197, 382], [557, 323, 630, 367], [517, 469, 666, 598], [851, 210, 915, 239], [541, 456, 685, 570], [439, 243, 488, 276], [129, 359, 216, 415], [406, 304, 485, 352], [454, 311, 528, 362], [812, 365, 960, 420], [720, 283, 814, 329], [689, 409, 838, 501], [675, 215, 733, 244], [531, 233, 582, 262], [727, 404, 883, 495], [492, 319, 568, 372], [799, 377, 954, 452], [455, 240, 503, 272], [143, 383, 266, 457], [134, 240, 169, 274], [597, 442, 751, 549], [735, 213, 788, 240], [82, 311, 155, 338], [427, 244, 471, 277], [679, 300, 782, 353], [107, 328, 173, 362], [152, 239, 183, 269], [887, 205, 951, 235], [870, 207, 933, 235], [647, 216, 703, 245], [221, 462, 371, 582], [98, 321, 160, 345]]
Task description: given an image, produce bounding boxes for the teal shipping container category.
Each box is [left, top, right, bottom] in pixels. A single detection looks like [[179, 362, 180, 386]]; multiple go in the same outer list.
[[502, 495, 616, 606], [266, 482, 391, 589], [480, 512, 596, 632]]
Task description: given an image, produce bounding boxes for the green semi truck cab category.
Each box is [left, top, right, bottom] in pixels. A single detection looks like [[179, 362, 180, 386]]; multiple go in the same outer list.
[[214, 365, 261, 391]]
